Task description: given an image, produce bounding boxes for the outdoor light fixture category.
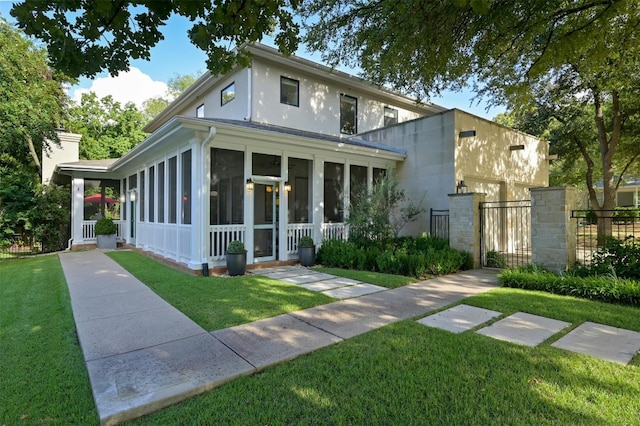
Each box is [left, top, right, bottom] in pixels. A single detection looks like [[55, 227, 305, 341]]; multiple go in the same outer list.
[[119, 194, 125, 203], [130, 191, 137, 202], [284, 181, 292, 192], [266, 185, 273, 193], [456, 180, 468, 194], [246, 178, 254, 191]]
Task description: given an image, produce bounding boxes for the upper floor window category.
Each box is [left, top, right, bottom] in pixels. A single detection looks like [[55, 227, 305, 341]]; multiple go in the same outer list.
[[221, 82, 235, 105], [280, 76, 299, 107], [340, 94, 357, 134], [196, 103, 204, 118], [384, 106, 398, 126]]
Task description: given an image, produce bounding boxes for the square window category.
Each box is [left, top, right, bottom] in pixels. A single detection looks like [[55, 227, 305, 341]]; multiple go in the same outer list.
[[280, 76, 299, 107], [196, 103, 204, 118], [384, 106, 398, 126], [221, 82, 235, 105], [340, 94, 357, 134]]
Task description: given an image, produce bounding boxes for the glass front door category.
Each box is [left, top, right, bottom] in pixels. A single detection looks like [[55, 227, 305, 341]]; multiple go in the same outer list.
[[254, 183, 277, 261], [129, 192, 136, 245]]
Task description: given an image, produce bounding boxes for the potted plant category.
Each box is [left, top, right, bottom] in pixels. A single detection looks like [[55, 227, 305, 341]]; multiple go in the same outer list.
[[298, 235, 316, 267], [95, 217, 117, 249], [226, 240, 247, 276]]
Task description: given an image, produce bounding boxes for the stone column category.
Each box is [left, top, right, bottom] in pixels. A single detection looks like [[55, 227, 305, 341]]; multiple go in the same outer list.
[[449, 192, 485, 269], [530, 186, 577, 272]]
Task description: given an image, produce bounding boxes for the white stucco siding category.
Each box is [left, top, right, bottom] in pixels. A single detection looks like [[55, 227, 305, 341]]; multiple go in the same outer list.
[[250, 59, 423, 136], [453, 110, 549, 201], [173, 69, 250, 120]]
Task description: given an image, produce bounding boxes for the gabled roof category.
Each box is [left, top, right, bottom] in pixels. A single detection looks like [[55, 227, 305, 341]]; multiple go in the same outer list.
[[144, 43, 446, 133]]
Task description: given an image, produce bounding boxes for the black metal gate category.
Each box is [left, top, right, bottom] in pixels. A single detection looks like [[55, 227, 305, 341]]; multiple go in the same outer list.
[[429, 208, 449, 240], [480, 200, 531, 268]]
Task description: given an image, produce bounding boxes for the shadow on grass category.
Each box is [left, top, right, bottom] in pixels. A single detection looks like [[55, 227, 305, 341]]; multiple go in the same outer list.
[[128, 321, 640, 425]]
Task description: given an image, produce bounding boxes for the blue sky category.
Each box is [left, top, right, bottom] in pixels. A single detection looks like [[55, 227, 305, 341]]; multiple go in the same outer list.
[[0, 2, 504, 119]]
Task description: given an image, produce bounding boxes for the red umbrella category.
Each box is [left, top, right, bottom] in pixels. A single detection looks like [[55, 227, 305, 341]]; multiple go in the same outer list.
[[84, 194, 117, 204]]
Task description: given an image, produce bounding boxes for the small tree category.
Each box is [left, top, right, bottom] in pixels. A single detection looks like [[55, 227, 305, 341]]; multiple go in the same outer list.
[[347, 172, 424, 246]]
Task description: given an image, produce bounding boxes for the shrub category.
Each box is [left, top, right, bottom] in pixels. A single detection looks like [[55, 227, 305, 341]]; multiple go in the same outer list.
[[317, 236, 469, 279], [226, 240, 245, 253], [572, 236, 640, 280], [298, 235, 314, 247], [613, 207, 639, 224], [485, 250, 507, 268], [94, 217, 117, 235], [499, 267, 640, 307]]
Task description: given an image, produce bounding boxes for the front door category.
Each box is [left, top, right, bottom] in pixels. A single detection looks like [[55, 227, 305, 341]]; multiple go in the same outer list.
[[254, 183, 277, 261]]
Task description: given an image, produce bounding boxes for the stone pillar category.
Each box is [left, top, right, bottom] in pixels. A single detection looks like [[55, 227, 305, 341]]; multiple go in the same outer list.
[[530, 186, 577, 272], [449, 192, 485, 269]]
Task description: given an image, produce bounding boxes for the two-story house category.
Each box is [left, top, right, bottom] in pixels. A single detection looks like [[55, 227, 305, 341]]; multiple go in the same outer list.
[[50, 43, 549, 273]]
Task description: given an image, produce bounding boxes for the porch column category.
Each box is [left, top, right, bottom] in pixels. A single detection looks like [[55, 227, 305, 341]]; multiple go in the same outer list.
[[530, 186, 577, 272], [449, 192, 485, 268], [312, 156, 324, 245], [71, 177, 84, 248], [189, 138, 205, 271], [279, 155, 289, 261], [245, 149, 254, 264]]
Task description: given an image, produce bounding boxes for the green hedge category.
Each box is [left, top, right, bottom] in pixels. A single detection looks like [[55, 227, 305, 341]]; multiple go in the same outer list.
[[499, 268, 640, 307], [317, 236, 471, 279]]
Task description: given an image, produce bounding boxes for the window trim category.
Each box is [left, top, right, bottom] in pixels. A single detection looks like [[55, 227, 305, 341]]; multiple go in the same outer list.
[[384, 106, 398, 126], [196, 103, 204, 118], [221, 82, 235, 106], [340, 93, 358, 135], [280, 76, 299, 107]]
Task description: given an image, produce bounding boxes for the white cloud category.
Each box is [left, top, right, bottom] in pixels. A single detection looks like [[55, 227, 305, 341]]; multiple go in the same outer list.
[[70, 67, 169, 108]]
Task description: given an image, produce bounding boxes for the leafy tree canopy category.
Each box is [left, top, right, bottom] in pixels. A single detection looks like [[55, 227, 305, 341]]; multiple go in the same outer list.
[[64, 92, 148, 160], [0, 18, 69, 177], [10, 0, 300, 79], [142, 73, 199, 121]]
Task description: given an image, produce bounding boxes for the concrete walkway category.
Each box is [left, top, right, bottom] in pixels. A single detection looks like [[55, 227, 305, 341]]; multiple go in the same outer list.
[[59, 250, 498, 425]]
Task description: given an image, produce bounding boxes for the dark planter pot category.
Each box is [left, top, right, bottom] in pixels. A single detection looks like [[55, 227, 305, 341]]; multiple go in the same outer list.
[[96, 234, 116, 249], [226, 250, 247, 276], [298, 246, 316, 267]]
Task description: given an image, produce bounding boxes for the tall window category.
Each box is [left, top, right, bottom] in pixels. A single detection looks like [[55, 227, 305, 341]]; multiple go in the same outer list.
[[196, 103, 204, 118], [139, 170, 145, 222], [221, 82, 235, 105], [210, 148, 244, 225], [324, 162, 344, 222], [280, 76, 299, 107], [384, 107, 398, 126], [340, 94, 357, 134], [168, 156, 177, 224], [149, 166, 155, 222], [181, 150, 192, 224], [158, 162, 165, 223]]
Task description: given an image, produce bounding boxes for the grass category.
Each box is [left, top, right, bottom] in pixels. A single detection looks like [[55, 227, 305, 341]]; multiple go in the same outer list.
[[4, 255, 640, 425], [0, 255, 97, 425], [106, 251, 335, 330], [128, 289, 640, 425], [313, 266, 417, 288]]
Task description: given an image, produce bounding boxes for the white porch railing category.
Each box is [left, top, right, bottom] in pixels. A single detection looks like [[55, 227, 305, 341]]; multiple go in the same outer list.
[[321, 222, 348, 241], [286, 223, 314, 254], [209, 224, 246, 260], [81, 220, 124, 241]]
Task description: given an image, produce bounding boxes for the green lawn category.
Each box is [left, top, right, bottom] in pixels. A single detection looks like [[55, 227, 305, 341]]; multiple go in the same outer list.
[[106, 251, 335, 330], [0, 256, 97, 425], [3, 255, 640, 425]]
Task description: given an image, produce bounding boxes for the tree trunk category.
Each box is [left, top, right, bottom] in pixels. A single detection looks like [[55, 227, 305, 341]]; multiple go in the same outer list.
[[26, 134, 42, 179]]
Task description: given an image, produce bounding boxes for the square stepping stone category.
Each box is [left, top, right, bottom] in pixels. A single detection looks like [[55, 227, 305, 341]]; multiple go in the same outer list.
[[321, 283, 386, 299], [417, 304, 502, 334], [262, 270, 306, 279], [552, 322, 640, 365], [283, 274, 328, 284], [301, 279, 355, 292], [477, 312, 570, 347]]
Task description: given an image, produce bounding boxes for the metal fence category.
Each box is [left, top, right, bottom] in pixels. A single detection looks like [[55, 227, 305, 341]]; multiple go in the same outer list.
[[429, 208, 449, 240], [572, 209, 640, 266], [0, 233, 45, 259], [480, 200, 532, 268]]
